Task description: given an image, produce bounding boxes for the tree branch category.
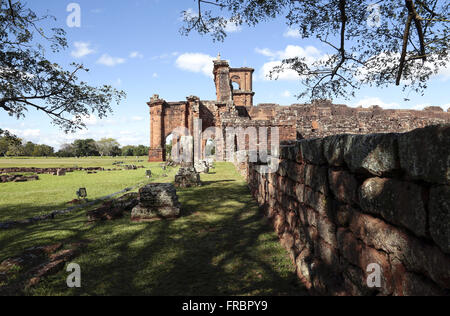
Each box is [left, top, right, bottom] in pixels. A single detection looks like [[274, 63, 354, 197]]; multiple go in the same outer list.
[[396, 11, 413, 85], [406, 0, 426, 62], [8, 0, 16, 25], [331, 0, 347, 80], [0, 100, 13, 112]]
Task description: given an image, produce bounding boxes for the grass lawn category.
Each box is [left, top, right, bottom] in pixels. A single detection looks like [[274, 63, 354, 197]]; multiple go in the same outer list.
[[0, 159, 307, 296], [0, 156, 149, 169], [0, 157, 175, 222]]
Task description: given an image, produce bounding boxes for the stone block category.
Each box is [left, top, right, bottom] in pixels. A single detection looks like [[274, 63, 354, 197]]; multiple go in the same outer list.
[[317, 216, 337, 248], [294, 182, 305, 203], [56, 169, 66, 176], [131, 205, 180, 221], [305, 164, 328, 195], [303, 187, 332, 219], [344, 133, 400, 176], [398, 124, 449, 184], [174, 167, 201, 188], [295, 248, 313, 289], [348, 212, 450, 290], [286, 161, 305, 184], [131, 183, 181, 221], [429, 185, 450, 254], [323, 134, 352, 166], [297, 138, 326, 165], [359, 178, 427, 237], [337, 228, 393, 295], [328, 170, 359, 205], [359, 177, 427, 237]]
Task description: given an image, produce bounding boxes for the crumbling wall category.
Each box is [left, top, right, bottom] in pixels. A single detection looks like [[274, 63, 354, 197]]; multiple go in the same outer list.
[[244, 101, 450, 139], [245, 124, 450, 295]]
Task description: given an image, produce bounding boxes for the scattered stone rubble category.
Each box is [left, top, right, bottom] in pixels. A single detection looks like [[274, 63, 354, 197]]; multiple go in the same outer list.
[[87, 192, 138, 222], [194, 160, 209, 174], [0, 165, 145, 179], [174, 167, 201, 188], [131, 184, 181, 222], [0, 174, 39, 183], [0, 167, 104, 175], [0, 241, 90, 293]]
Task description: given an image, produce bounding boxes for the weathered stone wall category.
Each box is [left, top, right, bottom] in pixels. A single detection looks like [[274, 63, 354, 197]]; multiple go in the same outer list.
[[244, 124, 449, 295], [245, 100, 450, 139], [148, 57, 450, 162]]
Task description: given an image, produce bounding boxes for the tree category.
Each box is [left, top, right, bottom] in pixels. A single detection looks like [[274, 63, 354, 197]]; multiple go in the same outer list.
[[95, 138, 120, 156], [0, 1, 126, 132], [181, 0, 449, 100], [121, 145, 135, 157], [73, 139, 99, 157], [23, 141, 35, 156], [56, 143, 75, 157], [0, 129, 21, 156], [110, 145, 122, 157], [32, 144, 54, 157], [133, 145, 149, 156]]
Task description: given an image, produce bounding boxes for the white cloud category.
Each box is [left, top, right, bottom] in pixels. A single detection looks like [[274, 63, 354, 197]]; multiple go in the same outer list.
[[152, 72, 158, 78], [261, 61, 300, 80], [283, 28, 301, 38], [151, 52, 179, 61], [129, 51, 144, 59], [256, 45, 322, 60], [257, 45, 325, 81], [6, 128, 41, 138], [255, 48, 276, 58], [175, 53, 214, 77], [224, 22, 241, 33], [354, 97, 401, 109], [413, 103, 450, 111], [97, 54, 126, 67], [78, 115, 99, 126], [412, 103, 429, 111], [131, 116, 144, 121], [436, 63, 450, 81], [71, 42, 95, 58], [281, 90, 291, 98]]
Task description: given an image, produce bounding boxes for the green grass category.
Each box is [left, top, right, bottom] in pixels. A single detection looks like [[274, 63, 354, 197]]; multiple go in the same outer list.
[[0, 156, 148, 168], [0, 157, 174, 222], [0, 159, 307, 296]]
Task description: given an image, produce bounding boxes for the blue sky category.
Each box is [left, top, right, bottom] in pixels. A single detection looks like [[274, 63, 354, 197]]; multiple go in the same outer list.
[[1, 0, 449, 150]]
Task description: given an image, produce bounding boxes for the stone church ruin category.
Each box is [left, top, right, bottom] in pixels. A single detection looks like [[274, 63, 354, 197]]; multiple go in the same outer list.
[[145, 57, 450, 295], [147, 56, 450, 162]]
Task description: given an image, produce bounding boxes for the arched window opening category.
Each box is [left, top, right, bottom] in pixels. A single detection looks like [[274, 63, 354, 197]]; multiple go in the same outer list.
[[165, 133, 174, 160], [205, 138, 216, 157]]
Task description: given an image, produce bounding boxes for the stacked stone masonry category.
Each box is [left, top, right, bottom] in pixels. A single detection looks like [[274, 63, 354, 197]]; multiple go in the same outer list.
[[147, 57, 450, 162], [244, 124, 449, 296]]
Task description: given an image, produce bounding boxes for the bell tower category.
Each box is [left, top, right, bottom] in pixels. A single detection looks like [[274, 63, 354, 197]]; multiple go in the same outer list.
[[213, 54, 254, 107]]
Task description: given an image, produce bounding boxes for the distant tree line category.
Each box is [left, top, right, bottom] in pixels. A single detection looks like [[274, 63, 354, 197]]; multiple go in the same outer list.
[[0, 131, 149, 157]]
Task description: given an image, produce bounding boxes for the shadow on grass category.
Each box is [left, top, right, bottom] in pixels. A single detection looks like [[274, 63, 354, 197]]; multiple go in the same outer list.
[[71, 181, 308, 296], [1, 165, 309, 296]]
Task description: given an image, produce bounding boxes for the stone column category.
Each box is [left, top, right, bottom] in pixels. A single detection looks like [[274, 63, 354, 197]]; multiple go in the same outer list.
[[147, 94, 165, 162], [187, 96, 201, 164], [213, 59, 232, 103]]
